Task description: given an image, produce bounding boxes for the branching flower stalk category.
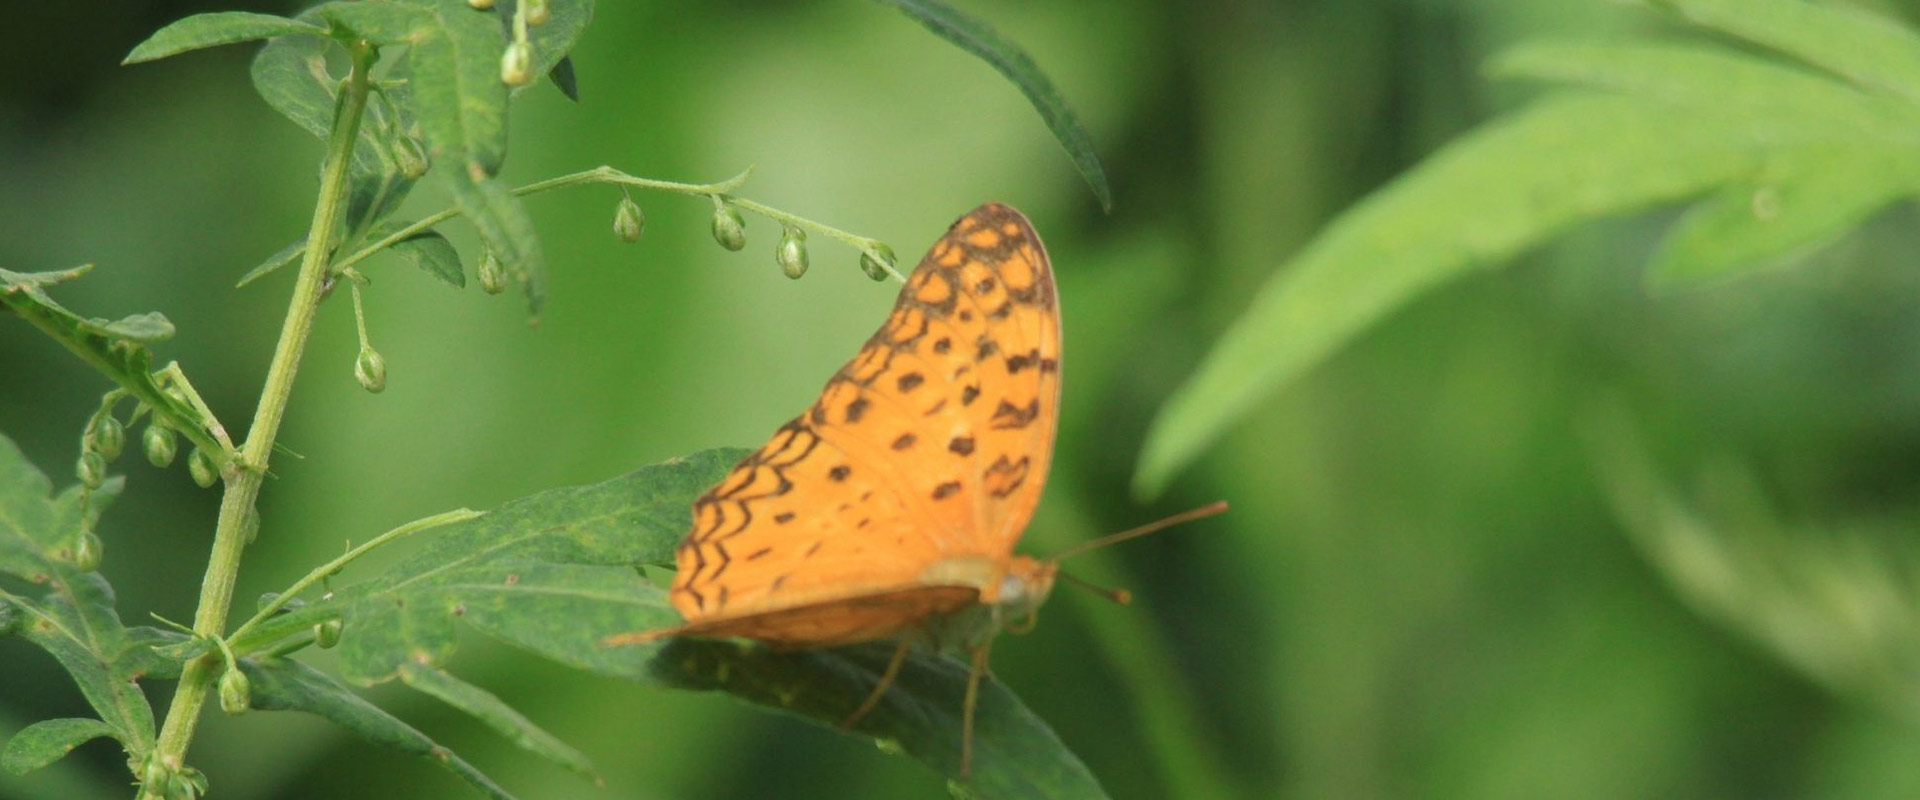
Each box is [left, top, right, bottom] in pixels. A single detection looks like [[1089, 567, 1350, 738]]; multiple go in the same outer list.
[[138, 40, 378, 800], [331, 165, 909, 283]]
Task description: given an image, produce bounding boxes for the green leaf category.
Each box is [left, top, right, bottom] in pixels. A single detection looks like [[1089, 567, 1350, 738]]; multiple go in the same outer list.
[[236, 237, 307, 288], [549, 57, 579, 102], [240, 658, 515, 800], [317, 2, 433, 45], [652, 639, 1109, 799], [1133, 94, 1765, 496], [876, 0, 1111, 212], [1, 269, 221, 461], [250, 32, 340, 141], [1, 718, 119, 776], [399, 0, 548, 312], [232, 447, 1103, 796], [0, 434, 163, 766], [1649, 143, 1920, 288], [1647, 0, 1920, 104], [398, 663, 596, 782], [369, 222, 466, 288], [123, 11, 326, 64]]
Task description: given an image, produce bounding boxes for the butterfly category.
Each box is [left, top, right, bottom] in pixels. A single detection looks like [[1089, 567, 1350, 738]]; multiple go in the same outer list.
[[607, 202, 1224, 775]]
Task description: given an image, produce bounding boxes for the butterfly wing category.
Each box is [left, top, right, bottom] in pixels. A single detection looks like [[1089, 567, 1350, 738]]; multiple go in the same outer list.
[[668, 203, 1062, 634]]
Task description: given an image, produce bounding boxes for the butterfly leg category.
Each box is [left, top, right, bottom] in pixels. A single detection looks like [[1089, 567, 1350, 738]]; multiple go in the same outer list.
[[959, 637, 994, 778], [841, 635, 914, 731]]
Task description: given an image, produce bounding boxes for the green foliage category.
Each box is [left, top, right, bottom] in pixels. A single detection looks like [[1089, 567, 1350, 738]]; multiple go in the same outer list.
[[0, 434, 174, 776], [121, 12, 326, 65], [1134, 0, 1920, 496], [875, 0, 1111, 212]]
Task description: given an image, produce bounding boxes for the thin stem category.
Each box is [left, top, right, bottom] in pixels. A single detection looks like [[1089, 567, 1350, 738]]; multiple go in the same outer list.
[[157, 362, 235, 451], [327, 164, 903, 282], [226, 508, 481, 648], [139, 41, 379, 799]]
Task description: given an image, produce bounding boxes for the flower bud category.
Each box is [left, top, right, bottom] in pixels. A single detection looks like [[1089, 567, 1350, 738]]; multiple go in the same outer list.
[[141, 758, 170, 797], [860, 244, 896, 282], [526, 0, 551, 25], [90, 415, 126, 461], [501, 41, 534, 87], [355, 347, 388, 394], [77, 451, 106, 489], [144, 424, 178, 468], [394, 137, 428, 179], [219, 667, 251, 715], [478, 250, 508, 294], [467, 0, 493, 8], [315, 618, 343, 649], [711, 205, 747, 252], [188, 447, 218, 488], [169, 768, 209, 800], [613, 196, 645, 243], [777, 226, 809, 280], [74, 530, 103, 572]]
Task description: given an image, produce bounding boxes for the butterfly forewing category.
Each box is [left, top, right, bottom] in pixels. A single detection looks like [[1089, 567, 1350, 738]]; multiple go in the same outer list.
[[668, 203, 1062, 637]]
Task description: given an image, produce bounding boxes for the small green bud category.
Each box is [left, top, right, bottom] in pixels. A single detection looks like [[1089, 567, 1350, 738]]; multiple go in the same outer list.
[[613, 196, 646, 243], [711, 205, 747, 252], [74, 530, 103, 572], [90, 415, 126, 461], [860, 244, 896, 282], [777, 226, 809, 280], [188, 447, 218, 488], [141, 758, 170, 797], [77, 451, 106, 489], [315, 618, 343, 649], [355, 347, 388, 394], [219, 667, 251, 715], [394, 137, 428, 179], [467, 0, 493, 8], [144, 423, 178, 468], [501, 41, 534, 87], [526, 0, 551, 25], [478, 250, 508, 294], [169, 767, 209, 800]]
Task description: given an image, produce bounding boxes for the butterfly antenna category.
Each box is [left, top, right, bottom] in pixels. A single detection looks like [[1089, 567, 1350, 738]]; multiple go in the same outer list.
[[1057, 571, 1132, 605], [1047, 501, 1229, 562]]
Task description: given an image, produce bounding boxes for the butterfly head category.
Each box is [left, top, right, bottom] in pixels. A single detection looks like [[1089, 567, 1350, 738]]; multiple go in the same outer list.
[[996, 556, 1058, 619]]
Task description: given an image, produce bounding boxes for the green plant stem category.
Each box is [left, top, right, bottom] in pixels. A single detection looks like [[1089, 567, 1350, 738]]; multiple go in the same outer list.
[[329, 165, 906, 281], [139, 42, 378, 799], [226, 508, 482, 648]]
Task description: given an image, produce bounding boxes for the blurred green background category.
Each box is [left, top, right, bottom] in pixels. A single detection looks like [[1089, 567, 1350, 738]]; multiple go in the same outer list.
[[10, 0, 1920, 798]]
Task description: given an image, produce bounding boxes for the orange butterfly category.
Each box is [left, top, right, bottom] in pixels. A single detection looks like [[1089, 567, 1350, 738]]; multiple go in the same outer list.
[[608, 202, 1223, 774]]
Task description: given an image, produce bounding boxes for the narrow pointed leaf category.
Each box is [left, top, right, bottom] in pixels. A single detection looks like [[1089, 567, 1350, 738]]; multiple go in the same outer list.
[[241, 658, 516, 800], [1, 718, 119, 776], [876, 0, 1111, 211], [369, 222, 465, 288], [1648, 0, 1920, 104], [399, 663, 596, 781], [123, 11, 325, 64], [236, 237, 307, 288], [1134, 95, 1764, 496]]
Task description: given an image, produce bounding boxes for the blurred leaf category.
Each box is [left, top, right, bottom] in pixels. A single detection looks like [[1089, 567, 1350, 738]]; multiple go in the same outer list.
[[1133, 95, 1759, 496], [0, 434, 161, 768], [1, 270, 221, 460], [549, 56, 579, 102], [1, 718, 118, 776], [398, 663, 596, 782], [239, 657, 515, 800], [250, 31, 340, 141], [1649, 143, 1920, 288], [1588, 406, 1920, 721], [236, 237, 306, 288], [369, 222, 466, 288], [876, 0, 1111, 212], [122, 11, 325, 64], [1646, 0, 1920, 103], [235, 447, 1101, 796]]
